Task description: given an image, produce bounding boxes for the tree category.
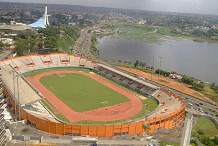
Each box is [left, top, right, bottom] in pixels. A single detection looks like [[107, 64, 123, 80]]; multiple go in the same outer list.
[[143, 124, 151, 132], [196, 82, 204, 90], [0, 41, 3, 49], [134, 60, 140, 67], [15, 39, 29, 56], [197, 129, 205, 135], [142, 124, 151, 138], [210, 83, 218, 91]]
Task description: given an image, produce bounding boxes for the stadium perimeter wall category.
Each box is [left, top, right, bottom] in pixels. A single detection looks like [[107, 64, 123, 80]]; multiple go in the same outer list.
[[1, 54, 185, 137]]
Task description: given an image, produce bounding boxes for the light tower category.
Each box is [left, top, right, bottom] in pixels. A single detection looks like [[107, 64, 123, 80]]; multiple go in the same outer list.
[[44, 6, 49, 27]]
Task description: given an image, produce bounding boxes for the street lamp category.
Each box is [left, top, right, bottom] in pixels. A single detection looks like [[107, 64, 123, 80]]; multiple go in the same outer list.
[[9, 70, 16, 118], [144, 103, 150, 119], [9, 69, 21, 120], [150, 55, 154, 81], [158, 56, 164, 85], [15, 74, 21, 120]]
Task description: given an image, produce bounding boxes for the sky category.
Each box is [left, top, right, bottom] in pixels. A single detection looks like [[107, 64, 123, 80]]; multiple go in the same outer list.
[[1, 0, 218, 15]]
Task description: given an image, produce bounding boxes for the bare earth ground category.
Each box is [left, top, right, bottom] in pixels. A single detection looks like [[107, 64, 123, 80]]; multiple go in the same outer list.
[[26, 70, 142, 122], [119, 67, 213, 103]]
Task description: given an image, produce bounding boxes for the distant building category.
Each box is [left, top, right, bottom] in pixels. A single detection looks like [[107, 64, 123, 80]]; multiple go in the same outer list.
[[0, 38, 14, 45], [0, 69, 6, 146], [169, 74, 182, 80], [28, 6, 50, 28], [0, 24, 32, 35]]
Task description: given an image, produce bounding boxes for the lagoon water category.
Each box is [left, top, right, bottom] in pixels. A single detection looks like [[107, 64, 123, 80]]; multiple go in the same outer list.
[[97, 36, 218, 84]]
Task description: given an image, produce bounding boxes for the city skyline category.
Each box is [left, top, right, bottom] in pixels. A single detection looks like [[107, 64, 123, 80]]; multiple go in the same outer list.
[[0, 0, 218, 15]]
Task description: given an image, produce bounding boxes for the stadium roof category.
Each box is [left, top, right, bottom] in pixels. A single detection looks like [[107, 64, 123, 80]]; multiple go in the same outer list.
[[28, 17, 46, 28], [0, 24, 32, 31], [1, 64, 41, 105]]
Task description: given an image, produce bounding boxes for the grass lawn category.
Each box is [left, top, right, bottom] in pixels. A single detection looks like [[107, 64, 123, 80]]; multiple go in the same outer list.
[[200, 84, 218, 103], [160, 142, 197, 146], [192, 117, 218, 137], [40, 73, 130, 112]]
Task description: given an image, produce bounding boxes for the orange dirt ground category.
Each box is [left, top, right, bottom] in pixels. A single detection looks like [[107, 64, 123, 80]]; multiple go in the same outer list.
[[26, 70, 142, 122], [119, 66, 214, 103]]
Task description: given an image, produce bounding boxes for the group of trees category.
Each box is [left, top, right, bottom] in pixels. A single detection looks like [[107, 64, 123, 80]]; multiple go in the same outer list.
[[90, 35, 99, 55], [155, 69, 171, 76], [14, 30, 38, 56], [192, 28, 218, 40], [153, 68, 205, 90], [14, 25, 81, 56], [210, 83, 218, 92], [0, 41, 3, 48], [181, 76, 204, 90], [134, 60, 147, 68], [198, 136, 218, 146]]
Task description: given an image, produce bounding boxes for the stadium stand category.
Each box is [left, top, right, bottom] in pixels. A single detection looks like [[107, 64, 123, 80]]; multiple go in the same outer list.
[[0, 54, 185, 137]]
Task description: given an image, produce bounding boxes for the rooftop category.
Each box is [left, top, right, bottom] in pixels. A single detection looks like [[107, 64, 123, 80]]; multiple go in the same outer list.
[[1, 64, 41, 105], [0, 24, 32, 31]]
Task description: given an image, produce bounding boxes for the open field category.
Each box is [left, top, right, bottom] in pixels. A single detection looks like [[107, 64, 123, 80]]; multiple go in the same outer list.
[[201, 84, 218, 103], [40, 73, 129, 112], [160, 142, 197, 146], [192, 117, 218, 137], [102, 20, 218, 43], [26, 70, 144, 122], [24, 68, 158, 123]]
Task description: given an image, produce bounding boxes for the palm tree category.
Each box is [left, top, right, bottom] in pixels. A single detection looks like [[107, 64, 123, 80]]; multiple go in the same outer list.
[[142, 124, 151, 140]]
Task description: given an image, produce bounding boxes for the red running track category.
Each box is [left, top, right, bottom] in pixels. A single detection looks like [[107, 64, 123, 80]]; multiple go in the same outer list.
[[26, 70, 142, 122]]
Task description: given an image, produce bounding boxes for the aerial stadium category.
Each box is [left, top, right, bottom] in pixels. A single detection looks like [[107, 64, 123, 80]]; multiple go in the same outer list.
[[0, 53, 185, 137]]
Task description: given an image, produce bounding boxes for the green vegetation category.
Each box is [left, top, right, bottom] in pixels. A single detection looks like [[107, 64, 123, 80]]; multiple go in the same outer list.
[[192, 117, 218, 138], [14, 38, 30, 56], [23, 67, 91, 77], [14, 25, 81, 56], [40, 73, 129, 112], [41, 98, 71, 123], [200, 84, 218, 103], [90, 35, 99, 56], [130, 98, 158, 120], [154, 68, 218, 101], [210, 83, 218, 92], [39, 25, 80, 52], [102, 21, 218, 43], [0, 41, 4, 49], [155, 69, 171, 77], [160, 142, 197, 146], [160, 142, 180, 146], [26, 68, 158, 124], [103, 22, 159, 42], [55, 113, 71, 123]]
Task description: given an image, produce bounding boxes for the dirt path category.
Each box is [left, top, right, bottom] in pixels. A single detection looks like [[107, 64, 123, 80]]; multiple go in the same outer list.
[[26, 70, 142, 122], [119, 66, 213, 103]]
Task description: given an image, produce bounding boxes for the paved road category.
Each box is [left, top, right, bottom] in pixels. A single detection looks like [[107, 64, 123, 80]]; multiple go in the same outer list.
[[180, 115, 193, 146], [135, 77, 218, 120]]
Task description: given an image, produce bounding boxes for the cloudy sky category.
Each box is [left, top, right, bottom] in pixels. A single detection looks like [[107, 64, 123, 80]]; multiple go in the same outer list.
[[1, 0, 218, 15]]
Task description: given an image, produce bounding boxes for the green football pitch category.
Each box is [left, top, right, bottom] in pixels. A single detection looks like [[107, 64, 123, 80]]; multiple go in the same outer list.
[[40, 73, 130, 112]]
